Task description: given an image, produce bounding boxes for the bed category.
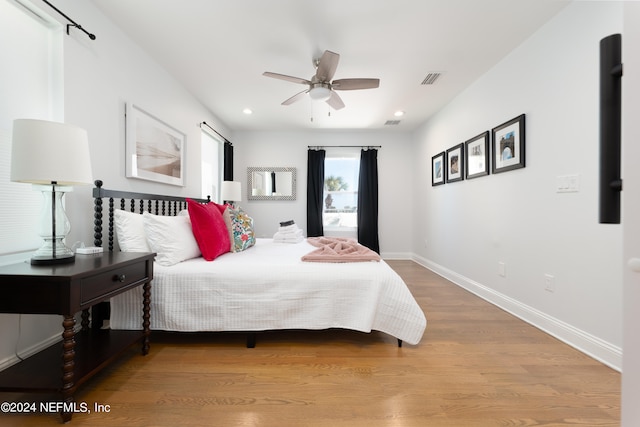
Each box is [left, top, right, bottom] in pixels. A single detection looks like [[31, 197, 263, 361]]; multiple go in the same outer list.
[[92, 180, 426, 347]]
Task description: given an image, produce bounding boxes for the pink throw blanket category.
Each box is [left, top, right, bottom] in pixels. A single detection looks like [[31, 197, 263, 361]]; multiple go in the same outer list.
[[302, 237, 381, 263]]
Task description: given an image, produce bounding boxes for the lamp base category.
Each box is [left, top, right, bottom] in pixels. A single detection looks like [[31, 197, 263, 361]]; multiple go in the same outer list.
[[31, 184, 75, 266], [31, 252, 75, 265]]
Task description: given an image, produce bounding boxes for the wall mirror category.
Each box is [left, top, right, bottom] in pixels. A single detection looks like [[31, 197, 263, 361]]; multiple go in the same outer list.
[[247, 167, 296, 200]]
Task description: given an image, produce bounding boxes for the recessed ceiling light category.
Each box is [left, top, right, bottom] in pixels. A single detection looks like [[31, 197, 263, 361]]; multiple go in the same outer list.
[[394, 111, 405, 117], [243, 108, 253, 115]]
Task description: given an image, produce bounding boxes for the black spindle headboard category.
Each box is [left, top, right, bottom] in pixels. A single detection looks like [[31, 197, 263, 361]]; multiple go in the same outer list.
[[92, 179, 210, 251]]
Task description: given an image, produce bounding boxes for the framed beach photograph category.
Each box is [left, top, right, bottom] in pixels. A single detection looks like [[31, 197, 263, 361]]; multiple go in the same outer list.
[[491, 114, 525, 174], [126, 103, 185, 186], [431, 151, 446, 186], [464, 131, 490, 179], [445, 143, 464, 183]]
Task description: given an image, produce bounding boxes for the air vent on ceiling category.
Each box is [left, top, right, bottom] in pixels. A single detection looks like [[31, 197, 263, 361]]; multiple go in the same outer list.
[[385, 120, 401, 126], [421, 72, 442, 85]]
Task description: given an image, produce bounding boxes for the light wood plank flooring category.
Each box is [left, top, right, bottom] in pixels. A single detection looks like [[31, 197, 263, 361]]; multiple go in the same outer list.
[[1, 260, 620, 426]]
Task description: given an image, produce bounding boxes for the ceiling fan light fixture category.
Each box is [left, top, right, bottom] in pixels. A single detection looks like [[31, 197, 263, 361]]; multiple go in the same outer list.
[[309, 85, 331, 101]]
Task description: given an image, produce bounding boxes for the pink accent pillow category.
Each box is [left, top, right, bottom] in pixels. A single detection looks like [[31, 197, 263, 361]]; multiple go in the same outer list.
[[186, 199, 230, 261]]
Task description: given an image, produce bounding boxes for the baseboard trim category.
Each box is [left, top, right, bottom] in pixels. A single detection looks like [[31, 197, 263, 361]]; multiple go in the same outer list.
[[412, 254, 622, 372], [0, 324, 82, 372], [0, 332, 61, 371]]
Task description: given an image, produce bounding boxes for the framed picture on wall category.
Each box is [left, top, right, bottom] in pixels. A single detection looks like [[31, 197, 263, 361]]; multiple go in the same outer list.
[[491, 114, 525, 174], [126, 103, 185, 186], [465, 131, 490, 179], [445, 143, 464, 183], [431, 151, 446, 186]]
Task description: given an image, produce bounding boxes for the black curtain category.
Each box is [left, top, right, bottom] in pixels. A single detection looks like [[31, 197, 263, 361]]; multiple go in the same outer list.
[[357, 149, 379, 253], [306, 149, 326, 237], [223, 141, 233, 181]]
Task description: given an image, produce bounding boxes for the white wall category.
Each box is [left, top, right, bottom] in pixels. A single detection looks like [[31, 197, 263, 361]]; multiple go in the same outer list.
[[55, 0, 231, 249], [0, 0, 229, 369], [412, 1, 623, 369], [232, 130, 414, 258]]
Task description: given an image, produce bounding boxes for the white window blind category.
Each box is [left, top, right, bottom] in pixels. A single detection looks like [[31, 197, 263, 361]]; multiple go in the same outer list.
[[200, 129, 224, 202], [0, 0, 62, 256]]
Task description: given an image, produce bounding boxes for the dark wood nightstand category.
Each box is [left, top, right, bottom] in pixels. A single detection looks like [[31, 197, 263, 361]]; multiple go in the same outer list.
[[0, 251, 154, 423]]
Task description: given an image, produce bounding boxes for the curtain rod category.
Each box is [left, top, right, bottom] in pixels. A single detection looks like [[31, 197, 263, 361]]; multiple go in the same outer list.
[[308, 145, 381, 149], [41, 0, 96, 40], [200, 121, 231, 145]]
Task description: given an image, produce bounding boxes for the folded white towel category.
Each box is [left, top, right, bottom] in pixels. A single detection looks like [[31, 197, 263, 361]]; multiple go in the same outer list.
[[273, 228, 304, 243], [274, 229, 303, 238], [274, 235, 304, 243]]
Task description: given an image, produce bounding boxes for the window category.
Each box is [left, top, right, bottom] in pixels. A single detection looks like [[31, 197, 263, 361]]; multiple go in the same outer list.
[[0, 0, 62, 258], [322, 148, 360, 237], [200, 129, 224, 202]]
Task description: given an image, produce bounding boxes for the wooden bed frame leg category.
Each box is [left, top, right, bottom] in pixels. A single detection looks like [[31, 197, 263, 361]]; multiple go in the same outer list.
[[397, 339, 403, 348], [246, 333, 256, 348]]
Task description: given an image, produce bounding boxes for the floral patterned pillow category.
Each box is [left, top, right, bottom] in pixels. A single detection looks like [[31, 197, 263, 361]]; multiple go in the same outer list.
[[228, 206, 256, 252]]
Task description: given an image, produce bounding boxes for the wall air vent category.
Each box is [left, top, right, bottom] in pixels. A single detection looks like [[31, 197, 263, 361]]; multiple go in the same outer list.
[[421, 72, 441, 85], [385, 120, 401, 126]]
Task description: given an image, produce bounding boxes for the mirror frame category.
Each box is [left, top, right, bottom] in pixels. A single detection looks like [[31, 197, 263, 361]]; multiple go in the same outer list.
[[247, 166, 297, 201]]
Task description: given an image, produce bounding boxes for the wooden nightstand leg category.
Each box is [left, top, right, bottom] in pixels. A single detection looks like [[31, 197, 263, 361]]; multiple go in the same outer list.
[[142, 280, 151, 355], [61, 314, 76, 423]]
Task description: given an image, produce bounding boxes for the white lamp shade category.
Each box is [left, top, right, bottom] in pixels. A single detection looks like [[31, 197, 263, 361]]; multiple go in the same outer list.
[[11, 119, 93, 185], [221, 181, 242, 202]]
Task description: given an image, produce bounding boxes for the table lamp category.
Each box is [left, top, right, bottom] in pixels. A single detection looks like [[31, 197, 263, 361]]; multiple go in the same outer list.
[[221, 180, 242, 207], [10, 119, 93, 265]]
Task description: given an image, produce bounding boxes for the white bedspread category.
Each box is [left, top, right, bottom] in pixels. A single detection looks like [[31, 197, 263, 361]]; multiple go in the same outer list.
[[110, 238, 426, 345]]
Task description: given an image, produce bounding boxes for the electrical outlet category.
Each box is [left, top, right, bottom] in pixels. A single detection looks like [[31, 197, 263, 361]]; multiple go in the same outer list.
[[498, 262, 506, 277], [544, 274, 555, 292]]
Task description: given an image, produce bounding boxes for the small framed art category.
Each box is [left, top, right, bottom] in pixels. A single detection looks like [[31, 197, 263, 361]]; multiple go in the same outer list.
[[491, 114, 525, 174], [465, 131, 490, 179], [446, 143, 464, 183], [126, 103, 185, 186], [432, 151, 446, 186]]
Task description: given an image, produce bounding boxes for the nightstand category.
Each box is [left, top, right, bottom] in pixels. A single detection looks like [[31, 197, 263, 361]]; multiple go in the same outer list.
[[0, 251, 154, 423]]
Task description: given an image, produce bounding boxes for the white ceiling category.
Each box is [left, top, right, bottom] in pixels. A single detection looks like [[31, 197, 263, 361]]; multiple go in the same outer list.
[[90, 0, 569, 132]]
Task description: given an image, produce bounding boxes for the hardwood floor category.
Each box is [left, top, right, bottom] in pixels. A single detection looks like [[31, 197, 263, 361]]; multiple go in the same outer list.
[[1, 260, 620, 426]]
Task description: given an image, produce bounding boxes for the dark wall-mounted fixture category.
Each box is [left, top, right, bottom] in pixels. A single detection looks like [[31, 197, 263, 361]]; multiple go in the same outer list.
[[41, 0, 96, 40], [599, 33, 623, 224]]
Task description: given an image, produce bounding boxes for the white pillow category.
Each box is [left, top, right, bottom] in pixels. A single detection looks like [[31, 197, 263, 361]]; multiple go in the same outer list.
[[142, 212, 201, 266], [113, 209, 151, 252]]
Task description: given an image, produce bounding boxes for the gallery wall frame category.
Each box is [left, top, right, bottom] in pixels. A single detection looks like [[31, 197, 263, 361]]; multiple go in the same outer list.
[[445, 143, 465, 183], [491, 114, 525, 174], [465, 131, 490, 179], [125, 103, 185, 186], [431, 151, 446, 186]]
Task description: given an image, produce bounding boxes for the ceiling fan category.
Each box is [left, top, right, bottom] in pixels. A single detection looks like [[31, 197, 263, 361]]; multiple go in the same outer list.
[[263, 50, 380, 110]]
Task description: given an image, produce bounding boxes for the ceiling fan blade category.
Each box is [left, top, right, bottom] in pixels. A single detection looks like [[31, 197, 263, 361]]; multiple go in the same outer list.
[[282, 89, 309, 106], [326, 91, 345, 110], [315, 50, 340, 82], [263, 72, 311, 85], [332, 78, 380, 90]]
